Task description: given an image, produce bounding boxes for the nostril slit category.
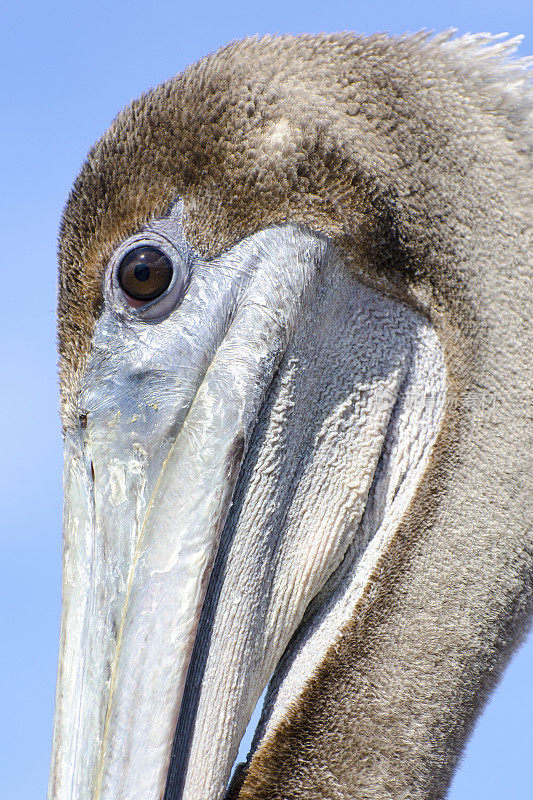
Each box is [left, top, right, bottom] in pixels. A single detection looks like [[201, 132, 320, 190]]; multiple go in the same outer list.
[[90, 462, 95, 482]]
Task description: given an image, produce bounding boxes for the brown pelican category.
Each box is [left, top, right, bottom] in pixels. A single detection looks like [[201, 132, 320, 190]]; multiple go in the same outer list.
[[49, 32, 532, 800]]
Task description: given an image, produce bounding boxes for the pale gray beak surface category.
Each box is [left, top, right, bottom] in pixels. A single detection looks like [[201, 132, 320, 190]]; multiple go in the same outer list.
[[49, 215, 445, 800]]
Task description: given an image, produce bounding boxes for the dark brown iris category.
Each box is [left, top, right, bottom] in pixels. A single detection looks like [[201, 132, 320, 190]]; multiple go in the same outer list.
[[118, 246, 173, 302]]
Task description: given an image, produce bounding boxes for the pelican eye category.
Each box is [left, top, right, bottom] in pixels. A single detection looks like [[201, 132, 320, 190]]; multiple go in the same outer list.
[[118, 246, 173, 303]]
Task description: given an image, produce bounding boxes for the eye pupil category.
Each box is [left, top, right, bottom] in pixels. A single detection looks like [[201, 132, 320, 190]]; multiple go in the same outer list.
[[118, 246, 173, 303], [133, 264, 150, 282]]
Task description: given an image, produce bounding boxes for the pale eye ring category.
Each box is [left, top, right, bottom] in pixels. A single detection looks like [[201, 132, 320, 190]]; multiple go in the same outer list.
[[118, 246, 173, 303]]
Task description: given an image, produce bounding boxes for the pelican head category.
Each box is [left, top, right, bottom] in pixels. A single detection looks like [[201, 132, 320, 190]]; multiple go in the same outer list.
[[49, 32, 532, 800]]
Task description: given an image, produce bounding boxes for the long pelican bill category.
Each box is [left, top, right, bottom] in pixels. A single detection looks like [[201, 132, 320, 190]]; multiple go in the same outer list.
[[51, 224, 318, 798], [50, 214, 445, 800]]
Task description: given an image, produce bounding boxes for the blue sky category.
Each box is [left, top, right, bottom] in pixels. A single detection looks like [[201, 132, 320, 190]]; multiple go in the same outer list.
[[1, 1, 531, 797]]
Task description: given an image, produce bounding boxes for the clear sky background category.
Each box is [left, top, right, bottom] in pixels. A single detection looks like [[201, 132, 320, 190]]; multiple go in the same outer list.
[[1, 1, 531, 798]]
